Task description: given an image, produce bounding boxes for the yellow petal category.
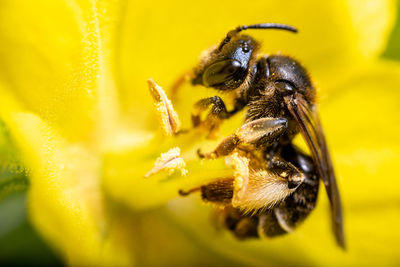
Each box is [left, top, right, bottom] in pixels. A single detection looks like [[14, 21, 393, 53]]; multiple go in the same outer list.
[[0, 80, 136, 265], [0, 0, 122, 143], [321, 59, 400, 206]]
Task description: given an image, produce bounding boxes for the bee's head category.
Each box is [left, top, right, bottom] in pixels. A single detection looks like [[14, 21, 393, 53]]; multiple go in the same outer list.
[[191, 23, 297, 91]]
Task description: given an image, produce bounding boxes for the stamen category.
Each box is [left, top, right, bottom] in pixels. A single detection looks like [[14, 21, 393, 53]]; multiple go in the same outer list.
[[145, 147, 188, 178], [148, 79, 181, 136]]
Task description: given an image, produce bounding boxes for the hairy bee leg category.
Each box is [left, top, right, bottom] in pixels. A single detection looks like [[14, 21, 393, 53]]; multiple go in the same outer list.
[[267, 156, 305, 189], [197, 135, 239, 159], [198, 117, 287, 159], [200, 178, 234, 205], [257, 173, 319, 238], [273, 144, 320, 230], [191, 96, 240, 127], [227, 154, 305, 212], [179, 178, 234, 205], [178, 187, 201, 196], [257, 145, 319, 238]]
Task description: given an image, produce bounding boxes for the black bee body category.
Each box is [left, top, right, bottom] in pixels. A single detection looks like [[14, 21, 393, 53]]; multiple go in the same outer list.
[[244, 55, 314, 148], [178, 24, 345, 248]]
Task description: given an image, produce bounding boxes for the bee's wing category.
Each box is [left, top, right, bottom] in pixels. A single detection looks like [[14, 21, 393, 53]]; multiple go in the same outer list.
[[285, 93, 345, 249]]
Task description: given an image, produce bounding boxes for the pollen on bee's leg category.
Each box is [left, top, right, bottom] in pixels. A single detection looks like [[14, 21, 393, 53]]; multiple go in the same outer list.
[[147, 78, 181, 136], [225, 153, 250, 201], [144, 147, 188, 178], [227, 153, 295, 213]]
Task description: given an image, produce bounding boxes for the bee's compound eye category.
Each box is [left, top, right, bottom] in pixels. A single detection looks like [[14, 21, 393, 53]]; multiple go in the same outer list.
[[203, 59, 242, 87], [275, 80, 295, 95]]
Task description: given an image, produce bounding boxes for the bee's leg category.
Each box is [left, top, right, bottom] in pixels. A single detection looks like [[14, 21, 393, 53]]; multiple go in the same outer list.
[[258, 211, 288, 237], [264, 141, 281, 164], [170, 71, 192, 101], [192, 96, 232, 126], [258, 146, 320, 238], [218, 206, 259, 239], [258, 179, 319, 238], [233, 216, 260, 239], [191, 96, 243, 138], [275, 145, 320, 229], [198, 117, 287, 159], [179, 177, 234, 205], [228, 155, 305, 212]]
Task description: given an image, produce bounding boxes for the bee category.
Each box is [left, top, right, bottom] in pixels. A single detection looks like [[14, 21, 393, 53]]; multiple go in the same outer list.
[[177, 23, 345, 248]]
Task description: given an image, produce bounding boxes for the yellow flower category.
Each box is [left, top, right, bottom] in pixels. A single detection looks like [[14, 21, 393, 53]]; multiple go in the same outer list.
[[0, 0, 399, 266]]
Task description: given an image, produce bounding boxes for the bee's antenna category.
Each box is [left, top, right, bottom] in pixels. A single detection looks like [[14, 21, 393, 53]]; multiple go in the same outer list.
[[218, 23, 298, 51]]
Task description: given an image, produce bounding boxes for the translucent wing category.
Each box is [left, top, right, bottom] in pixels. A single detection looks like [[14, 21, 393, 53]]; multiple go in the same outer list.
[[285, 93, 345, 248]]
